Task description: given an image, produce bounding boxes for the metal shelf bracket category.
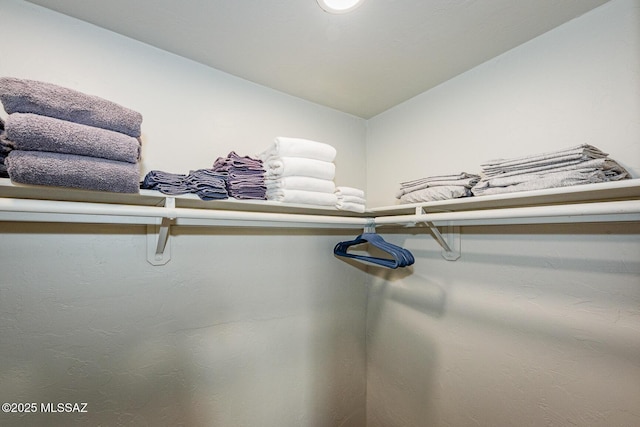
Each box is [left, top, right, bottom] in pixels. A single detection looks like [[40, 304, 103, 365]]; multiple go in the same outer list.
[[416, 207, 461, 261], [146, 197, 175, 265]]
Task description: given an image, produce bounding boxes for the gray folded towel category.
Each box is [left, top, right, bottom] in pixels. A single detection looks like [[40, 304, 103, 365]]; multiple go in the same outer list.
[[6, 150, 140, 193], [0, 77, 143, 137], [6, 113, 140, 163]]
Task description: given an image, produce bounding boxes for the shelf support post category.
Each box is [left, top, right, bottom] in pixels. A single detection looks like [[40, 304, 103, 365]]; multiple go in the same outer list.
[[416, 207, 461, 261], [146, 197, 175, 265]]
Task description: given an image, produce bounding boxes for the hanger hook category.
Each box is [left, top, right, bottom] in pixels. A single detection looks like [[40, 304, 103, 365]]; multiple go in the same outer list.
[[364, 219, 376, 234]]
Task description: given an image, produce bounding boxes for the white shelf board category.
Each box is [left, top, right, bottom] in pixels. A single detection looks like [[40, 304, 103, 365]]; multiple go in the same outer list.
[[0, 178, 366, 217], [370, 179, 640, 216]]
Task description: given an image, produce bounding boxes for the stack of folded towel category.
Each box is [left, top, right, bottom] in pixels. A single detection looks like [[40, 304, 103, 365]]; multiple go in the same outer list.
[[396, 172, 480, 204], [472, 144, 631, 196], [0, 77, 143, 193], [212, 151, 266, 200], [260, 137, 338, 207], [140, 169, 229, 200], [335, 186, 366, 213], [0, 117, 11, 178]]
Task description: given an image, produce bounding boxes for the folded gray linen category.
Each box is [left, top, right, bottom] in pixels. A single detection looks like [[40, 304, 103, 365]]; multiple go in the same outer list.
[[399, 172, 478, 188], [482, 144, 608, 176], [396, 174, 480, 198], [473, 169, 603, 196], [481, 144, 608, 171], [6, 150, 140, 193], [482, 157, 594, 179], [472, 159, 629, 196], [400, 186, 471, 204], [6, 113, 140, 163], [0, 77, 143, 137]]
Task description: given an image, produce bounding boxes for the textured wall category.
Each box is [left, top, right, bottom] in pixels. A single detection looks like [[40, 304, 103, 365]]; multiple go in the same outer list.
[[0, 1, 368, 426], [365, 0, 640, 426], [366, 224, 640, 426], [0, 225, 367, 426]]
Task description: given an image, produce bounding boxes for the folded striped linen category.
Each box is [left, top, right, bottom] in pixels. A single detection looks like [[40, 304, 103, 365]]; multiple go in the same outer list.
[[400, 185, 472, 204], [472, 145, 630, 196], [265, 176, 336, 193], [5, 113, 140, 163], [6, 150, 140, 193], [396, 172, 479, 203], [396, 172, 480, 198], [335, 186, 366, 213], [265, 188, 338, 206], [472, 159, 629, 196], [480, 144, 608, 174], [260, 136, 337, 162], [264, 157, 335, 181], [0, 77, 143, 137]]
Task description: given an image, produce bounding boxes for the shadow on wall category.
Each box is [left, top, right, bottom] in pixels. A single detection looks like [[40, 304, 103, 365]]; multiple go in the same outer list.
[[395, 221, 640, 363], [365, 271, 445, 426]]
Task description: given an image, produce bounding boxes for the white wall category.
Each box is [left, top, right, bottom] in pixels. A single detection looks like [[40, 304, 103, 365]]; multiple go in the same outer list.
[[0, 0, 367, 190], [367, 0, 640, 208], [0, 0, 368, 426], [2, 0, 640, 426], [365, 0, 640, 426]]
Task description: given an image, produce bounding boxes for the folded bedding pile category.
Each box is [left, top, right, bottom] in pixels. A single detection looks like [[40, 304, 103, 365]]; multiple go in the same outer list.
[[0, 77, 143, 193], [212, 151, 266, 200], [260, 137, 338, 207], [140, 169, 229, 200], [472, 144, 630, 196], [396, 172, 480, 204], [335, 186, 366, 213]]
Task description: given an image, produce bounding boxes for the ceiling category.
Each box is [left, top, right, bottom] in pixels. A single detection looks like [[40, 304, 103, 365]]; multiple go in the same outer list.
[[25, 0, 610, 118]]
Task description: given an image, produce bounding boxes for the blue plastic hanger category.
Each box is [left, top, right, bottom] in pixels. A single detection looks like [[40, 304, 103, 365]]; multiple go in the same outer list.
[[334, 231, 415, 269]]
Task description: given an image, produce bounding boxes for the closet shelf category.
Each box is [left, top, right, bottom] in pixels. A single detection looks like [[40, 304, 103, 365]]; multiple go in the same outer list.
[[1, 178, 638, 264], [371, 179, 640, 216], [0, 178, 366, 218], [1, 178, 639, 227]]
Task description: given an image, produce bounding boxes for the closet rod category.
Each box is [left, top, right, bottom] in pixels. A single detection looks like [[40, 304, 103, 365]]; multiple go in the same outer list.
[[1, 198, 638, 228], [0, 197, 370, 227], [373, 200, 640, 226]]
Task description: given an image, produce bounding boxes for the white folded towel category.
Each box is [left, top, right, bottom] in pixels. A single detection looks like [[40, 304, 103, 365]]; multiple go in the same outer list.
[[337, 195, 366, 205], [266, 188, 338, 206], [335, 186, 365, 199], [260, 137, 337, 162], [265, 176, 336, 193], [264, 157, 335, 180], [335, 201, 366, 213]]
